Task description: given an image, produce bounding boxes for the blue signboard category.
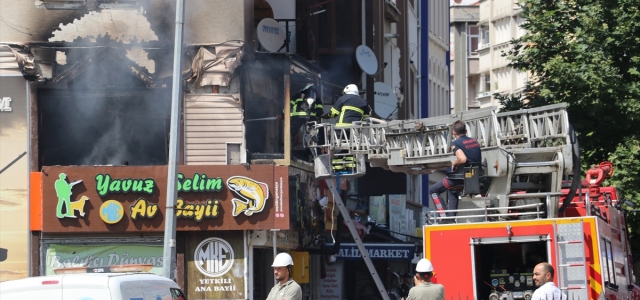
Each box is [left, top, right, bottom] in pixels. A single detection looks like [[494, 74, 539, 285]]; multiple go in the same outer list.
[[325, 243, 415, 260]]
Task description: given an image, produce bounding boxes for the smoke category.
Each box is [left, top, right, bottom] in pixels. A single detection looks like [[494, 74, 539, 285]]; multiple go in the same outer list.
[[80, 118, 127, 165]]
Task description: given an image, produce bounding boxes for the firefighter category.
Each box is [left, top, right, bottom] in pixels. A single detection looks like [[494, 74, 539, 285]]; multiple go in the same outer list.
[[428, 120, 481, 223], [282, 84, 324, 151], [531, 262, 567, 300], [321, 84, 371, 172], [266, 253, 302, 300], [406, 258, 444, 300]]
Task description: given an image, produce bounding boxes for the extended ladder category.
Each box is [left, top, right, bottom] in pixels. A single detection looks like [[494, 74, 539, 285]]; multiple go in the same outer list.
[[324, 178, 390, 300], [306, 103, 576, 216], [554, 220, 589, 300]]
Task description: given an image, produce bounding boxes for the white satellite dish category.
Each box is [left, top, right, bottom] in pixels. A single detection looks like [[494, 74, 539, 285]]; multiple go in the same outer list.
[[374, 82, 398, 120], [256, 18, 285, 53], [355, 45, 378, 75]]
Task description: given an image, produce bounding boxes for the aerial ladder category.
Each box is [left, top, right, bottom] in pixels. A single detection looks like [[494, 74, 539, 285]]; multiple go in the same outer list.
[[303, 103, 579, 300]]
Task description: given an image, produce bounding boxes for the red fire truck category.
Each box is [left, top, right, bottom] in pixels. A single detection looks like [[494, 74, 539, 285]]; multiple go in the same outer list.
[[424, 162, 640, 300]]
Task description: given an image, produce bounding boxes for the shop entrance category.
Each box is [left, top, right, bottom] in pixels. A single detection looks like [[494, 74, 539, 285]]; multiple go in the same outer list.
[[252, 248, 275, 300]]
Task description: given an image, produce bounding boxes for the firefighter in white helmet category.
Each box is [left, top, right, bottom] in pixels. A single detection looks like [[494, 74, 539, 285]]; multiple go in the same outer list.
[[406, 258, 444, 300], [266, 253, 302, 300], [321, 84, 371, 172]]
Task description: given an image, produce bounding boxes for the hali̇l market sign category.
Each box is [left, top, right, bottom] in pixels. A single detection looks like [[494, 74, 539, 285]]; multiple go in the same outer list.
[[37, 165, 289, 233]]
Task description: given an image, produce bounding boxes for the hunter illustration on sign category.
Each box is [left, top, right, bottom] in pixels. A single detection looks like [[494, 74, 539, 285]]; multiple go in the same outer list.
[[55, 173, 88, 218], [226, 176, 269, 217]]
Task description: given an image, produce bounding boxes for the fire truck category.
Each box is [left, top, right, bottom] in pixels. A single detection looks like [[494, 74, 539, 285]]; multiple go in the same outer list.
[[304, 103, 640, 300]]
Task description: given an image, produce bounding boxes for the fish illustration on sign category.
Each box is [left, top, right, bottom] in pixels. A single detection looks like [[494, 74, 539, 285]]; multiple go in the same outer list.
[[226, 176, 269, 217]]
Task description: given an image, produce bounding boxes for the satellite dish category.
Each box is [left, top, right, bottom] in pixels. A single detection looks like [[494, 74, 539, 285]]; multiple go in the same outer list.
[[374, 82, 398, 120], [256, 18, 285, 53], [355, 45, 378, 75]]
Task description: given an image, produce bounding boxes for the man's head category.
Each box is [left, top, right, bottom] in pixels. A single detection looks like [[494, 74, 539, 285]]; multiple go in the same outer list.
[[452, 120, 467, 137], [403, 273, 414, 285], [533, 262, 554, 287], [415, 258, 434, 282], [272, 253, 294, 284]]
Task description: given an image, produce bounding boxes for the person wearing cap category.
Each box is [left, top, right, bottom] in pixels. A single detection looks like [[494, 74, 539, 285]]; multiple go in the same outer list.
[[266, 252, 302, 300], [406, 258, 444, 300], [399, 272, 414, 299]]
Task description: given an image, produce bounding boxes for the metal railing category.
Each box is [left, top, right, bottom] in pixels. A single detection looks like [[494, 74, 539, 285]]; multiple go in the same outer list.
[[425, 202, 545, 225]]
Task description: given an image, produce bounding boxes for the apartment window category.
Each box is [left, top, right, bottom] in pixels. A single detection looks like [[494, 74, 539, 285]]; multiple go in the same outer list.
[[480, 25, 490, 48], [468, 26, 479, 54], [481, 73, 491, 93], [315, 0, 358, 52]]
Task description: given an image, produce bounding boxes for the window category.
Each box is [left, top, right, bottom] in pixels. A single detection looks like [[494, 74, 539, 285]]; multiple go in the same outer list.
[[171, 288, 187, 300], [482, 73, 491, 93], [314, 0, 358, 53], [601, 238, 617, 289], [468, 26, 479, 54], [480, 26, 490, 48]]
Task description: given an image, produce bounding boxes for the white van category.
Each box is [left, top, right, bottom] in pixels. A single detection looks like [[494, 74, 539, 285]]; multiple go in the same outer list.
[[0, 264, 186, 300]]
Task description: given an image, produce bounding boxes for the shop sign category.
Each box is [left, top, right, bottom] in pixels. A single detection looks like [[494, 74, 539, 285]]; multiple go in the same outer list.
[[187, 232, 245, 299], [39, 165, 290, 232], [0, 96, 12, 111], [318, 260, 343, 299], [45, 244, 163, 275], [327, 243, 415, 260], [0, 76, 28, 282]]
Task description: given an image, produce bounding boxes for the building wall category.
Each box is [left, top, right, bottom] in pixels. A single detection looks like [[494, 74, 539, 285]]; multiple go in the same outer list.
[[476, 0, 527, 108], [428, 0, 450, 117]]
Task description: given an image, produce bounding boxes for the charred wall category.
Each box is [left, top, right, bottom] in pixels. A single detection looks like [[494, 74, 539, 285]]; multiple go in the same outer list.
[[37, 54, 171, 167]]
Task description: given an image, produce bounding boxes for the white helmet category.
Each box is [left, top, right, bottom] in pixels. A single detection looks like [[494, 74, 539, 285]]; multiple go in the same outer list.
[[272, 253, 294, 267], [342, 84, 359, 95], [416, 258, 434, 272]]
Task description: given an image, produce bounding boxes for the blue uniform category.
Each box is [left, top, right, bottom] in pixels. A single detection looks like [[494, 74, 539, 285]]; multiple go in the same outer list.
[[429, 134, 482, 218]]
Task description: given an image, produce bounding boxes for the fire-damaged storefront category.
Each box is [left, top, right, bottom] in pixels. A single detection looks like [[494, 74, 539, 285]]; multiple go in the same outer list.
[[30, 165, 308, 300]]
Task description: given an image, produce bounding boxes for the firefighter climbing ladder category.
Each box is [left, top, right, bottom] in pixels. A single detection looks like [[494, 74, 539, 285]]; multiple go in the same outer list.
[[554, 220, 589, 300]]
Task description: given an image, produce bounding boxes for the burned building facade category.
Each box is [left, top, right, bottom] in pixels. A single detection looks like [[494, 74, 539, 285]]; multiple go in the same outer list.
[[0, 0, 449, 299]]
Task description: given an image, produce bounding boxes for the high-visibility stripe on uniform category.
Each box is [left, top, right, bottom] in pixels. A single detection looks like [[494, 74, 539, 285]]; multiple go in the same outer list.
[[289, 98, 323, 117], [331, 106, 366, 127]]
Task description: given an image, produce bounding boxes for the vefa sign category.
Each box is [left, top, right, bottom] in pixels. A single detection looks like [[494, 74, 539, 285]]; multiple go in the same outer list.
[[0, 97, 11, 112]]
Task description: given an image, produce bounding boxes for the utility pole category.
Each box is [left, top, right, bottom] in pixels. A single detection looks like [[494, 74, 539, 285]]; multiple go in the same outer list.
[[162, 0, 185, 280]]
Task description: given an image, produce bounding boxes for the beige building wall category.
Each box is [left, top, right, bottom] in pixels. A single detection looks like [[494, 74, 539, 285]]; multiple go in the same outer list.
[[476, 0, 527, 108]]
